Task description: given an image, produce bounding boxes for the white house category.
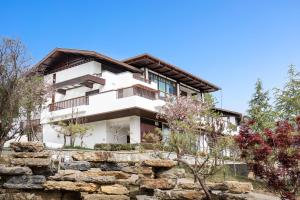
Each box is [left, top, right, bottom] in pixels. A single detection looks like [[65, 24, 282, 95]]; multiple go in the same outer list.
[[27, 48, 241, 148]]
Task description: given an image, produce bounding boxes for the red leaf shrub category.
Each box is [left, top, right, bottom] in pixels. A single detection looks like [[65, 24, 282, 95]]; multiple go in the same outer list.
[[235, 117, 300, 200]]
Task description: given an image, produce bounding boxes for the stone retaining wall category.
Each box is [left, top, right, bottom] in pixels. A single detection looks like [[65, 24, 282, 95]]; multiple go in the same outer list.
[[0, 142, 253, 200]]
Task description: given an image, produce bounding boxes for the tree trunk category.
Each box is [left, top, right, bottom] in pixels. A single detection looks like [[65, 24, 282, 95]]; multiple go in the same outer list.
[[176, 158, 212, 200], [63, 135, 66, 146], [0, 138, 6, 157]]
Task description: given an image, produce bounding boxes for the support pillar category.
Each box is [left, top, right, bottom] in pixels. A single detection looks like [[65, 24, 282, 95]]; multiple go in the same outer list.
[[129, 116, 141, 144]]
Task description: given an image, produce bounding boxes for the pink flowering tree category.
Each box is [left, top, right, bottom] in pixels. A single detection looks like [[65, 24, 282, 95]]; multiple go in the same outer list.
[[158, 95, 232, 199], [235, 116, 300, 200]]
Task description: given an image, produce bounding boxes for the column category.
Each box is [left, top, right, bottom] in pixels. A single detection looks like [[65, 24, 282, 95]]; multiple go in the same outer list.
[[129, 116, 141, 144]]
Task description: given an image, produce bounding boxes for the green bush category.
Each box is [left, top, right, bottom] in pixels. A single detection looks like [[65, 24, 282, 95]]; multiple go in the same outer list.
[[94, 143, 137, 151], [94, 143, 173, 152]]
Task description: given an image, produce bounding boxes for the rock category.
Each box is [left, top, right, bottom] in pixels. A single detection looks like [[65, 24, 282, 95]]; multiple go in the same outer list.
[[0, 166, 32, 175], [101, 184, 129, 195], [140, 178, 176, 190], [78, 175, 116, 184], [176, 178, 200, 190], [12, 151, 51, 158], [207, 182, 228, 191], [31, 166, 56, 177], [121, 166, 153, 175], [10, 158, 51, 167], [84, 169, 130, 179], [10, 142, 44, 152], [248, 171, 255, 180], [136, 195, 158, 200], [224, 181, 253, 194], [0, 191, 63, 200], [154, 189, 205, 200], [211, 191, 248, 200], [157, 168, 185, 179], [116, 174, 140, 186], [72, 151, 113, 162], [142, 160, 177, 168], [49, 170, 116, 184], [43, 181, 97, 192], [92, 162, 128, 171], [81, 193, 129, 200], [3, 175, 46, 189], [61, 161, 91, 171]]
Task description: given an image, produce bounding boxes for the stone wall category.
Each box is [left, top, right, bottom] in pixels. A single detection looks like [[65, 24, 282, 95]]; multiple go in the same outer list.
[[0, 142, 253, 200]]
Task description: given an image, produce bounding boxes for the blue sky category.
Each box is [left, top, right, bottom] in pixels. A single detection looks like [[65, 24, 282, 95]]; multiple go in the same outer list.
[[1, 0, 299, 114]]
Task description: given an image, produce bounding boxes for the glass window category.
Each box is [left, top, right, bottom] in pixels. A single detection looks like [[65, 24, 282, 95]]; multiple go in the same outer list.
[[149, 72, 176, 96]]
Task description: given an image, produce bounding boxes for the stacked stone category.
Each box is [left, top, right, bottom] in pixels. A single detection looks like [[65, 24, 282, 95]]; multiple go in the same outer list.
[[0, 142, 51, 190], [0, 144, 253, 200]]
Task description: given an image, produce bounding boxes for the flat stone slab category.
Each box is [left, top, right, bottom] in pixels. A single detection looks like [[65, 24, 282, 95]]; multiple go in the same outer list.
[[3, 175, 46, 189], [140, 178, 176, 190], [81, 193, 130, 200], [121, 166, 153, 175], [224, 181, 253, 194], [10, 142, 44, 152], [0, 166, 32, 175], [61, 161, 91, 171], [43, 181, 97, 192], [154, 189, 205, 200], [177, 178, 201, 190], [10, 158, 51, 167], [100, 184, 129, 195], [72, 151, 113, 162], [142, 160, 177, 168], [157, 168, 185, 179], [49, 170, 117, 184], [12, 151, 50, 158]]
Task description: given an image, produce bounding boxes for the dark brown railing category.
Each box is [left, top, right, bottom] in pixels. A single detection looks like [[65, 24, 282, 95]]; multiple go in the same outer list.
[[49, 96, 89, 111], [117, 84, 158, 100], [133, 73, 151, 84]]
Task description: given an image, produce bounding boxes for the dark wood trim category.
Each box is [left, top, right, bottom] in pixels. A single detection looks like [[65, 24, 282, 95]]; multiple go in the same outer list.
[[53, 74, 105, 89]]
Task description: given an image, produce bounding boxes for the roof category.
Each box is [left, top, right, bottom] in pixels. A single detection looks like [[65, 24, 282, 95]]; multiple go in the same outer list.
[[213, 107, 242, 124], [123, 53, 220, 92], [36, 48, 142, 74]]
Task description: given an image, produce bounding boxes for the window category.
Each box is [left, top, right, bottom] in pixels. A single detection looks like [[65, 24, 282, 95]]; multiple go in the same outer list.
[[149, 72, 177, 97]]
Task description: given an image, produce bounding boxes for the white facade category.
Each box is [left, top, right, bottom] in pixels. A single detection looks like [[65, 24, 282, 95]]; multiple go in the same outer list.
[[16, 49, 240, 150], [40, 60, 167, 148]]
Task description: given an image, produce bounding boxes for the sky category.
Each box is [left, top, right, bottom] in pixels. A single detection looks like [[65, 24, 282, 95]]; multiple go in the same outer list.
[[0, 0, 299, 114]]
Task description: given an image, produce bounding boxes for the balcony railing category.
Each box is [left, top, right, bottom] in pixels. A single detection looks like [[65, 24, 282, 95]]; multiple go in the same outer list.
[[133, 73, 151, 84], [117, 84, 158, 100], [49, 96, 89, 111]]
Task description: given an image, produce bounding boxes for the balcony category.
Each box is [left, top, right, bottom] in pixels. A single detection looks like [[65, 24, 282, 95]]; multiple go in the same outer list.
[[49, 96, 89, 111], [132, 73, 151, 84], [117, 84, 158, 100]]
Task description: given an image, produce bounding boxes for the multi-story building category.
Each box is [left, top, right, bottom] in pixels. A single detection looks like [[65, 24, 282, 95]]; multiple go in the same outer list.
[[34, 48, 241, 148]]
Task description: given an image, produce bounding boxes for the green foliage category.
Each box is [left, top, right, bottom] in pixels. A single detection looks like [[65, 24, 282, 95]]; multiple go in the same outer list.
[[274, 65, 300, 120], [247, 79, 274, 131], [94, 143, 137, 151], [56, 116, 91, 148], [141, 128, 162, 143]]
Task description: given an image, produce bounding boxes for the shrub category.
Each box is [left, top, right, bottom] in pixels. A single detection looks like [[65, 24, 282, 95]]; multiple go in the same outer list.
[[94, 143, 137, 151]]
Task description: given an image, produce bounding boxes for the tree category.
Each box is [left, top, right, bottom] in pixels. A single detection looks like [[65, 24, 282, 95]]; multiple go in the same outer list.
[[157, 96, 231, 199], [275, 65, 300, 120], [247, 79, 274, 131], [0, 38, 48, 154], [55, 109, 91, 147], [20, 73, 51, 141], [235, 117, 300, 200]]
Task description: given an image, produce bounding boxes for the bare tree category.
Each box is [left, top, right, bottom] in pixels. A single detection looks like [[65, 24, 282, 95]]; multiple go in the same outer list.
[[0, 37, 49, 154]]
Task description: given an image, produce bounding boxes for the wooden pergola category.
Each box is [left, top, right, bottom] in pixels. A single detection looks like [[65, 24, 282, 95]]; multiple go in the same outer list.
[[123, 54, 220, 93]]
